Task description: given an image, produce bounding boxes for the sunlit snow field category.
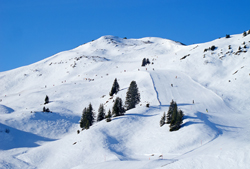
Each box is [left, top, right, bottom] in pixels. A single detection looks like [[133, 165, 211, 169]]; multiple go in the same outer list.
[[0, 33, 250, 169]]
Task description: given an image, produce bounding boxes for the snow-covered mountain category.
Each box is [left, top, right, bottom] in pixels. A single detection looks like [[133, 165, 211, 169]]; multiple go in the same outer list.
[[0, 32, 250, 169]]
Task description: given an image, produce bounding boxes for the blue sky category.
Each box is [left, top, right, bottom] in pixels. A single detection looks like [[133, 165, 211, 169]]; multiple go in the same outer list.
[[0, 0, 249, 72]]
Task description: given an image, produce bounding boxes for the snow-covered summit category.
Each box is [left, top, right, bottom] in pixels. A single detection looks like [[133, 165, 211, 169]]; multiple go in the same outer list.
[[0, 32, 250, 169]]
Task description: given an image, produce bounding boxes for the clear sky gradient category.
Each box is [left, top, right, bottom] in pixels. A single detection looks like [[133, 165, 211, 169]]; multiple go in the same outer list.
[[0, 0, 249, 72]]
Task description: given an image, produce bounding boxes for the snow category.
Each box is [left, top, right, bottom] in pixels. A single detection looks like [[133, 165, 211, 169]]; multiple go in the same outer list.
[[0, 33, 250, 168]]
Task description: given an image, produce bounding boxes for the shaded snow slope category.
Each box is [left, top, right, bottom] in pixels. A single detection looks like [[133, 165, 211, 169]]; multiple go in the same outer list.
[[0, 33, 249, 169]]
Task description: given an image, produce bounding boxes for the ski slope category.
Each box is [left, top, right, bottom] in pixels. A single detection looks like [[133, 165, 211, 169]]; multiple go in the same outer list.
[[0, 33, 250, 168]]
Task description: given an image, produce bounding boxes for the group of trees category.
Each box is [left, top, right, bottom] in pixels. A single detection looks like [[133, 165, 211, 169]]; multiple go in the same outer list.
[[141, 58, 150, 66], [243, 30, 250, 37], [42, 107, 51, 112], [42, 95, 51, 112], [80, 79, 140, 130], [160, 100, 184, 131], [204, 45, 216, 52]]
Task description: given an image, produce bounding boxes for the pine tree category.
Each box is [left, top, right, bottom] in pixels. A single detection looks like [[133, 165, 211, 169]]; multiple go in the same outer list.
[[141, 58, 147, 66], [80, 108, 87, 128], [243, 31, 247, 37], [160, 112, 166, 127], [226, 34, 230, 38], [210, 45, 216, 51], [112, 97, 124, 117], [106, 109, 112, 122], [85, 120, 90, 129], [125, 81, 140, 110], [166, 100, 176, 124], [97, 104, 105, 122], [169, 107, 184, 131], [44, 95, 49, 104], [109, 78, 120, 96], [146, 58, 150, 64], [248, 30, 250, 35], [80, 103, 95, 129], [86, 103, 95, 126]]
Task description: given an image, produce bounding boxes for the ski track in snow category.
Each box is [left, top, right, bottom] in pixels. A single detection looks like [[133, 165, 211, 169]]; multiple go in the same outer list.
[[149, 73, 162, 106]]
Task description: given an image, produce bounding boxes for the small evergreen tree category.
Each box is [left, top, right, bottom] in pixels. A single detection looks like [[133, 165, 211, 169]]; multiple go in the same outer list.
[[141, 58, 147, 66], [243, 31, 247, 37], [226, 34, 230, 38], [112, 97, 124, 117], [210, 45, 216, 51], [44, 95, 49, 104], [125, 81, 140, 110], [248, 30, 250, 35], [146, 58, 150, 64], [109, 78, 120, 96], [106, 109, 112, 122], [97, 104, 105, 122], [160, 112, 166, 127]]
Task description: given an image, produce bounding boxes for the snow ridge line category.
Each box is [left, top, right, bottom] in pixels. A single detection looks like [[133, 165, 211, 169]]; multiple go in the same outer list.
[[149, 73, 162, 105]]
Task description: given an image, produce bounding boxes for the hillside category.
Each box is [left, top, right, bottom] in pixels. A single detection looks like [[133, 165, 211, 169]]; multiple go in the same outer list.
[[0, 32, 250, 169]]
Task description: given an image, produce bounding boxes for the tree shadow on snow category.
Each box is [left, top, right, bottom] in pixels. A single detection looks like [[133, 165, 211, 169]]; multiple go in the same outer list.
[[155, 103, 193, 108], [177, 103, 193, 106], [182, 121, 202, 127], [0, 123, 56, 150], [126, 113, 158, 118], [31, 111, 80, 124], [103, 131, 135, 161], [119, 87, 128, 91]]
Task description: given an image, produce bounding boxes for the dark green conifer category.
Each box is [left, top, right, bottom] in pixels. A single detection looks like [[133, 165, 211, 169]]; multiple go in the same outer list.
[[86, 103, 94, 126], [169, 107, 184, 131], [109, 78, 120, 96], [80, 103, 95, 129], [160, 112, 166, 127], [243, 31, 247, 37], [141, 58, 147, 66], [146, 58, 150, 64], [112, 97, 124, 117], [85, 120, 90, 129], [106, 109, 112, 122], [166, 100, 176, 124], [125, 81, 140, 110], [80, 108, 87, 128], [97, 104, 105, 122], [44, 95, 49, 104]]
